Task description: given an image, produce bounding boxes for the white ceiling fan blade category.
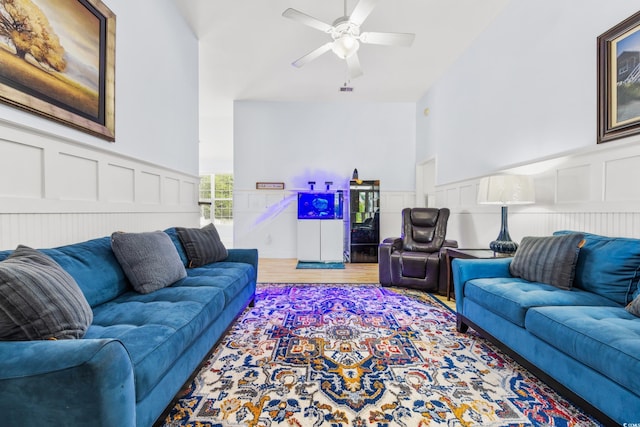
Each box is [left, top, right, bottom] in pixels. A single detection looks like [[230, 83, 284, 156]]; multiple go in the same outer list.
[[292, 42, 333, 68], [282, 8, 333, 33], [359, 31, 415, 47], [349, 0, 378, 26], [346, 53, 363, 79]]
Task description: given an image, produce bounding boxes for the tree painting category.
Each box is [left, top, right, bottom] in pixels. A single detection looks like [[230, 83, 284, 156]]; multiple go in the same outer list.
[[0, 0, 67, 72], [0, 0, 102, 120]]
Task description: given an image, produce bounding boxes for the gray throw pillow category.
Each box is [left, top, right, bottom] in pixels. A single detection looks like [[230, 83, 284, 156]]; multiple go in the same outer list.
[[509, 234, 585, 290], [175, 223, 228, 268], [111, 231, 187, 294], [0, 245, 93, 340], [626, 295, 640, 317]]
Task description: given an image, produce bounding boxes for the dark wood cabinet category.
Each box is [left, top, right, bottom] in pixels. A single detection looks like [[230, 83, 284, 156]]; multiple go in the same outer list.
[[348, 180, 379, 263]]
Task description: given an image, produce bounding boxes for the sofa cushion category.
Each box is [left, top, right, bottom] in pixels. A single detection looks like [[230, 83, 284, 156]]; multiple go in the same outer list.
[[175, 224, 228, 268], [181, 262, 255, 304], [111, 231, 187, 294], [464, 277, 619, 327], [85, 283, 226, 400], [554, 230, 640, 305], [0, 246, 93, 340], [509, 234, 584, 290], [525, 305, 640, 397], [36, 237, 129, 308]]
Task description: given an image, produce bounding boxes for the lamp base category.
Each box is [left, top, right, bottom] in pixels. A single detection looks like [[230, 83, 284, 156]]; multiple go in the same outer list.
[[489, 239, 518, 254], [490, 205, 518, 255]]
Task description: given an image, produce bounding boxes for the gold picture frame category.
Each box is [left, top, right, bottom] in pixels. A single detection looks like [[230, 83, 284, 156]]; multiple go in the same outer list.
[[0, 0, 115, 141], [598, 10, 640, 144]]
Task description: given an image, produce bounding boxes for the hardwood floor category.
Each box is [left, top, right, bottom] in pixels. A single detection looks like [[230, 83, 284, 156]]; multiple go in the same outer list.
[[257, 258, 455, 309], [258, 258, 379, 283]]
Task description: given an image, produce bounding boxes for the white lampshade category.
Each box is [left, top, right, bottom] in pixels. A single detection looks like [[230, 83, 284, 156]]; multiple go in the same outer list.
[[332, 35, 359, 59], [477, 175, 535, 205]]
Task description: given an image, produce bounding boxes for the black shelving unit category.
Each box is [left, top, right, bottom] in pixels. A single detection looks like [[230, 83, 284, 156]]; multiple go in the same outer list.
[[348, 179, 380, 263]]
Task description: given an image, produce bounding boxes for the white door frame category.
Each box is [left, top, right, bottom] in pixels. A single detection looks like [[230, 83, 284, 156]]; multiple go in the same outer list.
[[415, 157, 436, 208]]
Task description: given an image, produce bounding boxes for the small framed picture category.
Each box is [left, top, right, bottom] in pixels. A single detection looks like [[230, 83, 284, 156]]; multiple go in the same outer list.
[[256, 182, 285, 190]]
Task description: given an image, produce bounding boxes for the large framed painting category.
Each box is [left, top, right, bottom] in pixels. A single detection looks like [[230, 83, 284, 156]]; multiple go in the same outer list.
[[0, 0, 115, 141], [598, 10, 640, 144]]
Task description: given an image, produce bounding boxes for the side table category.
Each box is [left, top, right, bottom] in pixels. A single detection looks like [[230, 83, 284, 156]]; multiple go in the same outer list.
[[444, 248, 511, 301]]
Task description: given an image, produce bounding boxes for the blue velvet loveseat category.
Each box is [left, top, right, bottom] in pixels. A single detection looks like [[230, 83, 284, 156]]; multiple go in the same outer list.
[[453, 231, 640, 426], [0, 227, 257, 427]]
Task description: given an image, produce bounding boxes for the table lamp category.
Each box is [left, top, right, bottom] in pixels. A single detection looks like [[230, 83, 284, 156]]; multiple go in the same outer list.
[[477, 175, 535, 254]]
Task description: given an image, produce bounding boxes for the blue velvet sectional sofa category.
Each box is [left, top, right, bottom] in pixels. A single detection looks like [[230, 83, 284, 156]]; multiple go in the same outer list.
[[0, 227, 258, 427], [453, 230, 640, 426]]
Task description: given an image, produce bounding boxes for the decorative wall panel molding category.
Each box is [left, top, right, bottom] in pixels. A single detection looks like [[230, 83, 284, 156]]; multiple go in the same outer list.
[[435, 138, 640, 248], [0, 121, 199, 249], [0, 139, 43, 198]]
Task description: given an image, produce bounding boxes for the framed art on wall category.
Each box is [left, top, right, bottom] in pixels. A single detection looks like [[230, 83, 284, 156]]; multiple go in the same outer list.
[[0, 0, 115, 141], [598, 10, 640, 144]]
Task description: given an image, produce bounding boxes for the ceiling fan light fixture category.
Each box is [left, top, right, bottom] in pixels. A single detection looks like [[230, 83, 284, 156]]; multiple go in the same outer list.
[[332, 35, 359, 59], [283, 0, 414, 78]]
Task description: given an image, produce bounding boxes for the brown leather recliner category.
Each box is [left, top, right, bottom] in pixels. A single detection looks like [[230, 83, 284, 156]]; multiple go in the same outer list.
[[379, 207, 457, 292]]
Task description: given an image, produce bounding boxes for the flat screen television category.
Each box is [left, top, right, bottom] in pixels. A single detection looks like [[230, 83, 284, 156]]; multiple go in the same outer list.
[[297, 191, 343, 220]]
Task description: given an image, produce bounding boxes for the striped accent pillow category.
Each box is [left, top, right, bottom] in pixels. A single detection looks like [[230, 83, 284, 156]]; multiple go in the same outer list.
[[176, 224, 228, 268], [0, 246, 93, 340], [509, 234, 584, 290]]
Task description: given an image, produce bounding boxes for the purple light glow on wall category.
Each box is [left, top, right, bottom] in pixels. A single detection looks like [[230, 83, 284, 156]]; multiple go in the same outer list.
[[251, 170, 352, 227]]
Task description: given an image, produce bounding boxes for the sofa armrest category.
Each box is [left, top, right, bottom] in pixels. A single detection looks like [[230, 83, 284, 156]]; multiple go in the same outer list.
[[225, 248, 259, 282], [378, 238, 402, 285], [0, 339, 136, 427], [452, 257, 513, 313]]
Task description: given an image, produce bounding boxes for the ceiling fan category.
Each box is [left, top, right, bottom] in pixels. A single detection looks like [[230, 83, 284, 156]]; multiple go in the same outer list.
[[282, 0, 415, 79]]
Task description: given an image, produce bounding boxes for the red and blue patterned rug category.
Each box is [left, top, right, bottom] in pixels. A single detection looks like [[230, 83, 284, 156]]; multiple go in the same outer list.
[[160, 284, 601, 426]]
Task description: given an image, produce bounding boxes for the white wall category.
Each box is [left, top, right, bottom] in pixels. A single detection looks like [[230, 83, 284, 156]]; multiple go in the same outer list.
[[414, 0, 640, 247], [417, 0, 640, 185], [233, 100, 416, 257], [0, 0, 201, 250]]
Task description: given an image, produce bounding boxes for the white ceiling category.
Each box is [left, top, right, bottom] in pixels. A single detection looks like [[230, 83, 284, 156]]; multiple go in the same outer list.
[[173, 0, 509, 118], [172, 0, 510, 173]]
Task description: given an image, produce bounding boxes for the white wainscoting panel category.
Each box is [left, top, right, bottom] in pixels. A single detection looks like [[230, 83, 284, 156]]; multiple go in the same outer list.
[[557, 164, 590, 203], [0, 139, 43, 198], [164, 177, 180, 205], [57, 153, 98, 201], [106, 163, 135, 203], [604, 155, 640, 202], [0, 120, 199, 250], [181, 181, 197, 206], [138, 172, 161, 205]]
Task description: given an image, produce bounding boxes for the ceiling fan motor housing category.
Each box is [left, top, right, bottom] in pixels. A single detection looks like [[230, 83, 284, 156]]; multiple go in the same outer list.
[[331, 19, 360, 59]]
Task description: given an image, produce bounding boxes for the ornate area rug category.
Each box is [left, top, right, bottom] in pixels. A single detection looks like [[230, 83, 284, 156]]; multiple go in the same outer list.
[[159, 284, 601, 427]]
